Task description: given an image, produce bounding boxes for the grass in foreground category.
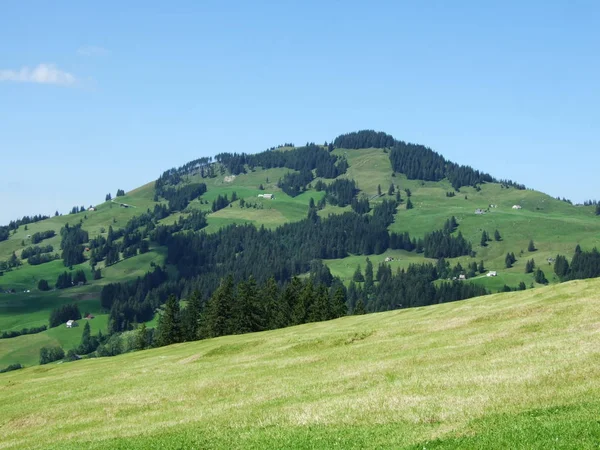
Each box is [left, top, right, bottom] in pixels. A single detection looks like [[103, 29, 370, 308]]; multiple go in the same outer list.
[[1, 278, 599, 449]]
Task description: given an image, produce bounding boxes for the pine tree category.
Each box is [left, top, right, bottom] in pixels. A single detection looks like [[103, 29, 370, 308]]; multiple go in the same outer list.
[[202, 275, 234, 338], [235, 276, 264, 333], [554, 255, 570, 279], [406, 198, 414, 210], [480, 231, 488, 247], [182, 291, 202, 341], [528, 240, 536, 252], [494, 229, 502, 241], [293, 281, 314, 325], [478, 260, 485, 274], [353, 298, 366, 315], [261, 277, 281, 329], [310, 284, 330, 322], [135, 323, 148, 350], [352, 265, 365, 282], [79, 321, 92, 354], [364, 258, 374, 295], [332, 286, 347, 318], [156, 294, 181, 346], [377, 184, 382, 196], [505, 253, 513, 268], [395, 190, 401, 203], [534, 268, 548, 284], [387, 184, 395, 195]]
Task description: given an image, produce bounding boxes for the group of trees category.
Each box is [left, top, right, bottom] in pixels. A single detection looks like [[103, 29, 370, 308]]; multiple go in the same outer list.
[[59, 223, 88, 267], [0, 214, 50, 242], [55, 270, 87, 290], [1, 325, 47, 339], [348, 261, 488, 313], [31, 230, 55, 244], [49, 303, 81, 328], [322, 179, 358, 207], [0, 252, 22, 271], [22, 244, 59, 266], [389, 141, 496, 190], [160, 183, 207, 211], [422, 230, 472, 259], [39, 346, 65, 365], [212, 194, 232, 212], [554, 246, 600, 281], [333, 130, 396, 149], [328, 129, 524, 191]]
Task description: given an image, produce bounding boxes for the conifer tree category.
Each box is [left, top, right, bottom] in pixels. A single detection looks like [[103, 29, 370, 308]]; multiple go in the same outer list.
[[261, 277, 281, 329], [395, 190, 401, 203], [406, 198, 414, 210], [494, 229, 502, 241], [388, 184, 395, 195], [293, 281, 314, 325], [235, 276, 264, 334], [364, 257, 374, 296], [534, 268, 548, 284], [310, 284, 330, 322], [202, 275, 234, 338], [79, 321, 92, 354], [505, 252, 514, 268], [353, 298, 366, 315], [377, 184, 382, 196], [182, 291, 202, 341], [332, 286, 347, 318], [352, 265, 365, 282], [135, 323, 148, 350], [478, 260, 485, 274], [156, 294, 181, 346], [480, 231, 489, 247], [528, 240, 536, 252]]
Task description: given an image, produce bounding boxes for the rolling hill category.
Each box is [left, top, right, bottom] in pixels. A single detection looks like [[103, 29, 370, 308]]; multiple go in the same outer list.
[[1, 130, 599, 370], [1, 278, 599, 449]]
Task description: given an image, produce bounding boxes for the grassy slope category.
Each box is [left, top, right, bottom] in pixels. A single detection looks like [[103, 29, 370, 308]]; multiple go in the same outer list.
[[1, 279, 599, 449]]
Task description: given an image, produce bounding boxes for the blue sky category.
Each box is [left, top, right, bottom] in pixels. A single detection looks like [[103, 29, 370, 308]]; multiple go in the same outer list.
[[1, 1, 599, 224]]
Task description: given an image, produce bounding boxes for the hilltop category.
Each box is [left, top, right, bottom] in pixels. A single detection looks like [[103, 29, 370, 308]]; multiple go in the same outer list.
[[1, 278, 599, 449], [1, 130, 600, 369]]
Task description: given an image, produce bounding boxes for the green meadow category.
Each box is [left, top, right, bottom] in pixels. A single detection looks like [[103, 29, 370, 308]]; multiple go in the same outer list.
[[1, 278, 598, 449]]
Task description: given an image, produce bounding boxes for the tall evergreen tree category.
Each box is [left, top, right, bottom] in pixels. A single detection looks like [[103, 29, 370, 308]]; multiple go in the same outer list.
[[353, 298, 366, 315], [534, 268, 548, 284], [235, 276, 264, 334], [364, 257, 374, 296], [261, 277, 281, 330], [528, 240, 536, 252], [156, 294, 181, 346], [310, 284, 331, 322], [182, 291, 202, 341], [332, 286, 347, 318], [79, 321, 92, 354], [406, 198, 414, 210], [352, 265, 365, 282], [480, 231, 489, 247], [135, 323, 149, 350], [494, 229, 502, 241], [387, 184, 395, 195], [202, 276, 235, 338], [377, 184, 382, 196]]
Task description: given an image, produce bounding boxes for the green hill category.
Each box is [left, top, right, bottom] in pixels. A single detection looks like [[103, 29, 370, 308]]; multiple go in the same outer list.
[[1, 279, 599, 449], [1, 131, 599, 369]]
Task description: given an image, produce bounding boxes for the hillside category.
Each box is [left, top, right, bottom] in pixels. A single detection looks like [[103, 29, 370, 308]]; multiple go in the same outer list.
[[1, 130, 600, 369], [1, 279, 599, 449]]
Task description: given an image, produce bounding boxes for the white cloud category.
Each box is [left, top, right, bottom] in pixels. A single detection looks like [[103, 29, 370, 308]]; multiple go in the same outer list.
[[0, 63, 77, 86], [77, 46, 109, 56]]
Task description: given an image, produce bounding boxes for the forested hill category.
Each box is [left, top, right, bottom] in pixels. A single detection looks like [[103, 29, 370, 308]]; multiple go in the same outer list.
[[2, 129, 600, 370]]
